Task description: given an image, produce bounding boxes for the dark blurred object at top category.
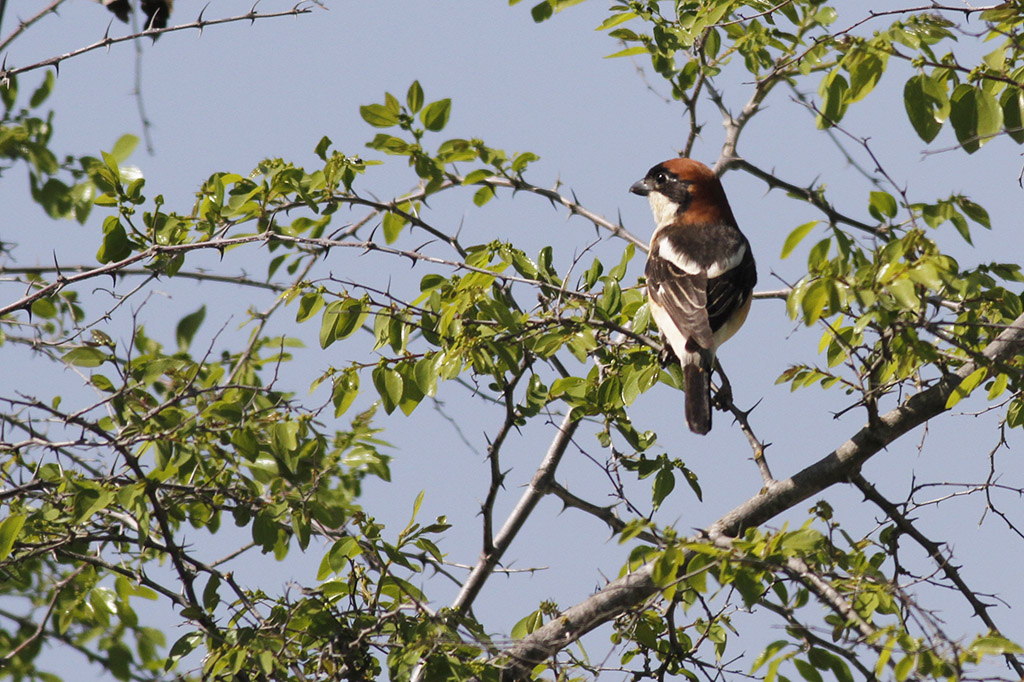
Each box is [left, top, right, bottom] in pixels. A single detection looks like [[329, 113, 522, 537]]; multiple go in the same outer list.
[[101, 0, 173, 31]]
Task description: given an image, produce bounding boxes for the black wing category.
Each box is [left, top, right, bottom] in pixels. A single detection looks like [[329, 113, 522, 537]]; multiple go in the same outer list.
[[706, 242, 756, 333], [645, 243, 714, 352], [647, 222, 756, 350]]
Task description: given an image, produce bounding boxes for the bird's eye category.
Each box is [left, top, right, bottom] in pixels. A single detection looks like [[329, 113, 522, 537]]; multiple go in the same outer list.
[[655, 172, 668, 184]]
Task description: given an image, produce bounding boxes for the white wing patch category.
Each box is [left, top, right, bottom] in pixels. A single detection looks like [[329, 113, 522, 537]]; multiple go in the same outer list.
[[706, 243, 746, 279], [657, 236, 702, 275], [657, 234, 747, 280]]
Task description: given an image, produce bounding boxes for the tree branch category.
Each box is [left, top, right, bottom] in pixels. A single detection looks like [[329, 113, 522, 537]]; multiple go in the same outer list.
[[850, 472, 1024, 677], [452, 412, 578, 617], [498, 311, 1024, 678], [0, 4, 316, 81]]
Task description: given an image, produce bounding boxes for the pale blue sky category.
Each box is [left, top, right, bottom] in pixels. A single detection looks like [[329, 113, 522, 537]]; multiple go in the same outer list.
[[3, 1, 1024, 678]]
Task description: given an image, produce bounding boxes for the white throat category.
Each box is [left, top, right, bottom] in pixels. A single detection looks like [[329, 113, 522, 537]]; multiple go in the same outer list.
[[648, 192, 681, 228]]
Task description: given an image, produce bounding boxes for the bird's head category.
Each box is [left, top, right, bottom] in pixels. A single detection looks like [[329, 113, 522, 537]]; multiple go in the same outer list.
[[630, 158, 736, 228]]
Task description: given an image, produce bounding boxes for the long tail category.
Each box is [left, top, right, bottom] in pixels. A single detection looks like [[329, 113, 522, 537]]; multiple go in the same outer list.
[[683, 363, 711, 434]]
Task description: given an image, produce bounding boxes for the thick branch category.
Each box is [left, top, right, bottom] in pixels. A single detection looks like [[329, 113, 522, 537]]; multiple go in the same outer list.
[[499, 312, 1024, 678]]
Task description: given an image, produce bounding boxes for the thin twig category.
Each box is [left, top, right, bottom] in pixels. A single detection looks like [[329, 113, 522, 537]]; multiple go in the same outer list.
[[0, 4, 316, 81], [451, 412, 578, 616], [850, 472, 1024, 677]]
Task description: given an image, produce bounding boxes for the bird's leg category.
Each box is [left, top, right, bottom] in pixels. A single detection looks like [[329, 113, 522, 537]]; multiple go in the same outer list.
[[658, 344, 679, 368], [711, 357, 733, 410]]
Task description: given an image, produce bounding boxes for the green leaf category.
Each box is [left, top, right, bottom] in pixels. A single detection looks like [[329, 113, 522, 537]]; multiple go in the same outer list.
[[946, 367, 987, 409], [29, 70, 55, 108], [96, 218, 132, 263], [175, 305, 206, 352], [324, 537, 363, 577], [949, 84, 1003, 153], [383, 210, 407, 244], [652, 465, 675, 509], [845, 52, 885, 104], [794, 658, 824, 682], [904, 74, 949, 143], [907, 262, 943, 291], [420, 98, 452, 132], [73, 486, 113, 523], [63, 347, 108, 368], [511, 610, 545, 639], [596, 11, 636, 30], [800, 279, 830, 325], [893, 655, 914, 681], [531, 0, 553, 22], [406, 80, 424, 113], [296, 292, 324, 323], [868, 191, 897, 221], [605, 45, 649, 59], [781, 221, 818, 259], [319, 298, 367, 349], [1007, 398, 1024, 428], [969, 634, 1024, 656], [203, 574, 221, 611], [413, 355, 440, 397], [360, 103, 400, 128], [817, 72, 849, 128], [887, 278, 920, 310], [111, 133, 140, 163], [806, 649, 853, 682], [332, 370, 360, 417], [780, 528, 823, 554], [462, 168, 494, 185], [372, 365, 404, 414], [987, 372, 1008, 400], [314, 135, 332, 161], [511, 151, 540, 173], [473, 185, 495, 206], [1001, 88, 1024, 144], [752, 640, 791, 673], [956, 196, 991, 228], [0, 515, 26, 560], [397, 364, 424, 415], [101, 150, 120, 178]]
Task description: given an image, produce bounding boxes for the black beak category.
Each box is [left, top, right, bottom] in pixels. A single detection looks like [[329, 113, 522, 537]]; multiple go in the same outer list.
[[630, 178, 652, 196]]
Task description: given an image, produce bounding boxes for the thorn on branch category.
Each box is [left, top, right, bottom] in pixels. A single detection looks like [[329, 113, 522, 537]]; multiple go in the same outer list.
[[52, 252, 64, 283]]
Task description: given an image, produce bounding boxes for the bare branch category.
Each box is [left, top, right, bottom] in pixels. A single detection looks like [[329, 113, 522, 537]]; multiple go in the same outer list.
[[0, 4, 316, 81], [452, 412, 578, 617], [0, 0, 66, 53]]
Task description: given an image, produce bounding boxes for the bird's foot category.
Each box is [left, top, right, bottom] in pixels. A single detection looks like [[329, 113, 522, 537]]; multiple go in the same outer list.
[[711, 383, 733, 411], [711, 359, 734, 411]]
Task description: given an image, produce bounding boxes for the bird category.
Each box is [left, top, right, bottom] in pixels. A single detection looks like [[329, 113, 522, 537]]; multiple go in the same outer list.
[[100, 0, 173, 30], [630, 158, 757, 434]]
